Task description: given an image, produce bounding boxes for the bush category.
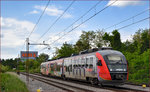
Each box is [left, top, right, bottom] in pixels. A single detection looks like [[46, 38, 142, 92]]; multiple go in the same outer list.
[[124, 49, 149, 84], [1, 65, 9, 73], [1, 73, 29, 92]]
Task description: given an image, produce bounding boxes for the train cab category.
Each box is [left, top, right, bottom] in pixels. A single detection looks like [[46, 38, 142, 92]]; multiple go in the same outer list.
[[96, 50, 128, 85]]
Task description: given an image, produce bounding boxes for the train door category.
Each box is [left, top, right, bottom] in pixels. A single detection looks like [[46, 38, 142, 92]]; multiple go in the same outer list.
[[73, 59, 77, 78], [85, 57, 90, 76], [93, 56, 97, 76], [78, 58, 81, 78], [89, 56, 96, 76], [70, 59, 73, 77], [81, 57, 86, 79], [75, 59, 78, 77], [68, 59, 72, 76], [85, 55, 96, 77], [77, 58, 80, 78], [61, 60, 64, 76], [72, 59, 75, 76], [46, 64, 49, 75], [83, 57, 86, 77]]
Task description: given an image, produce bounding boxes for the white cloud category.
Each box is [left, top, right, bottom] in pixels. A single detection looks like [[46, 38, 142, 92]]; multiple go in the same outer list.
[[1, 17, 40, 59], [34, 5, 72, 18], [107, 0, 142, 7], [29, 10, 39, 14]]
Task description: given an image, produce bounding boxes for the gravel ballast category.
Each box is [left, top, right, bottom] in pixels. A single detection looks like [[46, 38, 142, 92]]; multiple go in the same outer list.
[[18, 73, 66, 92]]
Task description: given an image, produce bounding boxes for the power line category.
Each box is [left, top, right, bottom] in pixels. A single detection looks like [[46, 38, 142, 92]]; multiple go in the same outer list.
[[39, 17, 149, 52], [104, 8, 149, 30], [117, 17, 149, 30], [44, 0, 103, 42], [40, 0, 118, 51], [28, 0, 51, 38], [36, 0, 75, 42]]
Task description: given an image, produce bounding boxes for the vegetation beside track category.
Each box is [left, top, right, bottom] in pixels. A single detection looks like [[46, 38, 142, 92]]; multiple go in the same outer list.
[[1, 29, 149, 85], [1, 73, 29, 92]]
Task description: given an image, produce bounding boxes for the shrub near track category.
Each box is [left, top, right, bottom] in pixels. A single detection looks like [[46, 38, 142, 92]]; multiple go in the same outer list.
[[1, 73, 29, 92]]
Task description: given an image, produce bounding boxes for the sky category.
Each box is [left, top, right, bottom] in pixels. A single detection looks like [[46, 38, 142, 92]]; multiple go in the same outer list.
[[1, 0, 149, 59]]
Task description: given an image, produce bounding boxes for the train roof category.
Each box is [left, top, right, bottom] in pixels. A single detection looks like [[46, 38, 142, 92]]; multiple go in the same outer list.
[[41, 47, 124, 64], [98, 50, 123, 56]]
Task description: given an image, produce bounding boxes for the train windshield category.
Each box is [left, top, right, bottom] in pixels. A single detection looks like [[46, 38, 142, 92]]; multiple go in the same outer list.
[[105, 55, 126, 64]]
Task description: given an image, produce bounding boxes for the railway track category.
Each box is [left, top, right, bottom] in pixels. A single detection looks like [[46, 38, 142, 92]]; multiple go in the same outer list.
[[21, 72, 147, 92], [21, 72, 94, 92]]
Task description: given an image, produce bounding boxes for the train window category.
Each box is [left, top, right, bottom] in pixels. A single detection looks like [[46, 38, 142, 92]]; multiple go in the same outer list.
[[70, 65, 72, 72], [74, 59, 76, 64], [83, 58, 85, 64], [107, 55, 121, 61], [50, 64, 53, 67], [66, 66, 68, 72], [68, 66, 70, 72], [70, 59, 72, 65], [72, 59, 74, 64], [76, 59, 78, 65], [57, 65, 60, 71], [85, 64, 88, 68], [76, 65, 78, 68], [82, 65, 84, 68], [90, 57, 93, 64], [78, 64, 81, 68], [81, 58, 83, 64], [87, 58, 90, 64], [89, 64, 93, 69], [50, 64, 54, 71], [48, 64, 49, 68], [106, 55, 125, 64], [73, 65, 76, 68], [79, 58, 82, 65]]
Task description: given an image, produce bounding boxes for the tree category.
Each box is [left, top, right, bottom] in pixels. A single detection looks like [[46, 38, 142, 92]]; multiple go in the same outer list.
[[1, 58, 17, 69], [140, 29, 149, 53], [36, 53, 49, 63], [57, 42, 76, 58], [103, 30, 122, 50], [132, 29, 149, 54], [75, 31, 95, 52], [121, 40, 136, 53], [112, 30, 122, 50], [92, 30, 107, 48], [74, 40, 84, 53]]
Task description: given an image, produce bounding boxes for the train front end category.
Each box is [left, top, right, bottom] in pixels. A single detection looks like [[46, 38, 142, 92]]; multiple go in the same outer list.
[[96, 50, 128, 85]]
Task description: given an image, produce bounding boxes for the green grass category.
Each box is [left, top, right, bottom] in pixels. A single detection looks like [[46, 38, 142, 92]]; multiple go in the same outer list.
[[1, 73, 29, 92]]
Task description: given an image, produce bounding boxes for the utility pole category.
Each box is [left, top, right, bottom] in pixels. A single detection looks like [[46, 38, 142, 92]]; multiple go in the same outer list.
[[26, 38, 29, 85], [17, 54, 20, 75], [25, 38, 50, 85]]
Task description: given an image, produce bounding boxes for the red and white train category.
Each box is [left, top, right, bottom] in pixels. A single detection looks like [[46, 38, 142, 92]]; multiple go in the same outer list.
[[40, 47, 128, 85]]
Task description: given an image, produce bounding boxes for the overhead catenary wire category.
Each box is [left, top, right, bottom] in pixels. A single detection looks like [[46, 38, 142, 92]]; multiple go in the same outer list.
[[28, 0, 51, 38], [117, 17, 149, 30], [40, 17, 149, 52], [40, 0, 118, 51], [36, 0, 76, 42], [44, 0, 103, 42], [104, 8, 149, 30]]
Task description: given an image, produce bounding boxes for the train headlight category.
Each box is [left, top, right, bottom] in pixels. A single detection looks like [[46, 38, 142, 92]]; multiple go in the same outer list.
[[124, 69, 126, 71], [110, 69, 112, 71]]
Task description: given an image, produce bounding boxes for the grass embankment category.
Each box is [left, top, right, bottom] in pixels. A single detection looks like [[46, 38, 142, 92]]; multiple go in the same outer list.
[[1, 73, 29, 92]]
